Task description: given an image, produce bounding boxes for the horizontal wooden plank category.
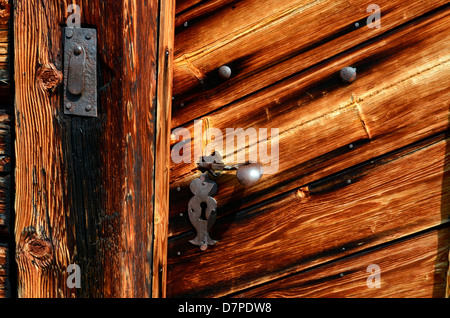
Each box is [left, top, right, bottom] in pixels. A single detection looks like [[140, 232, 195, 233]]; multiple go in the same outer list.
[[0, 244, 9, 298], [176, 0, 204, 15], [233, 227, 450, 298], [167, 135, 450, 297], [168, 8, 450, 236], [172, 0, 449, 127]]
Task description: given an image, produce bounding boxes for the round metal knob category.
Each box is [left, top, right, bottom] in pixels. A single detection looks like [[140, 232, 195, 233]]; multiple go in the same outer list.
[[236, 163, 263, 187], [218, 65, 232, 80]]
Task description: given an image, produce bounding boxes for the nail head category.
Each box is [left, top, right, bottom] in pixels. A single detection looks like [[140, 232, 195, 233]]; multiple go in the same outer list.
[[340, 67, 357, 83], [218, 65, 232, 80]]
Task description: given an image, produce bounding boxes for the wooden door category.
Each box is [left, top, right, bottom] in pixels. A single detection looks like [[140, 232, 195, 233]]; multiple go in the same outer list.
[[12, 0, 174, 298], [167, 0, 450, 297], [1, 0, 450, 299]]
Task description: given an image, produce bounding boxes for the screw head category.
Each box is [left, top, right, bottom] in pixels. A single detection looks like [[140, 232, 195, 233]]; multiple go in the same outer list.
[[74, 46, 83, 55], [85, 104, 92, 112], [66, 29, 74, 38], [340, 67, 357, 83], [85, 33, 92, 40], [218, 65, 232, 80]]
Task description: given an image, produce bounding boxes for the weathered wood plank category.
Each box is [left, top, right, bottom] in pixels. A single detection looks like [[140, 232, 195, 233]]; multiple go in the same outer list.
[[233, 227, 450, 298], [153, 0, 176, 298], [0, 0, 11, 89], [14, 0, 172, 298], [0, 0, 9, 86], [0, 244, 9, 298], [172, 0, 449, 127], [176, 0, 210, 16], [168, 8, 450, 236], [447, 250, 450, 297], [167, 135, 450, 297]]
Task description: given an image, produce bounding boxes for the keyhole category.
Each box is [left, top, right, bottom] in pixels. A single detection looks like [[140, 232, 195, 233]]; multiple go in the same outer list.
[[200, 202, 208, 220]]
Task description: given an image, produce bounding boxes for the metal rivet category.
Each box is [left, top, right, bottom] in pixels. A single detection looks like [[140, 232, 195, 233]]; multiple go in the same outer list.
[[355, 22, 360, 28], [176, 186, 181, 192], [85, 104, 92, 112], [85, 33, 92, 40], [66, 29, 74, 38], [180, 102, 185, 108], [349, 144, 354, 149], [347, 179, 352, 184], [183, 21, 188, 27], [74, 46, 82, 55], [65, 103, 73, 110], [340, 67, 357, 83], [218, 65, 232, 80]]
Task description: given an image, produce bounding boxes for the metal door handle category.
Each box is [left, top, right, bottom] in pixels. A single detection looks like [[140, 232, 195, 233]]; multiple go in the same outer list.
[[187, 153, 264, 250]]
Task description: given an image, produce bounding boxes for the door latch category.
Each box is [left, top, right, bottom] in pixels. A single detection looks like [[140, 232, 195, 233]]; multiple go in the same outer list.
[[63, 27, 97, 117], [187, 152, 264, 250]]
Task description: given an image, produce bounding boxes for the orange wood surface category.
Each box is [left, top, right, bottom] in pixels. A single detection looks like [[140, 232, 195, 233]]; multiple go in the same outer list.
[[168, 0, 450, 297]]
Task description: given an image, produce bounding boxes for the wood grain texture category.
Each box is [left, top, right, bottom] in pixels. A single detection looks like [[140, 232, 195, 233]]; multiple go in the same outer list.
[[168, 7, 450, 237], [0, 0, 9, 81], [171, 0, 449, 127], [167, 135, 450, 297], [0, 0, 10, 103], [447, 249, 450, 297], [153, 0, 175, 298], [0, 244, 9, 298], [14, 0, 171, 298], [233, 227, 450, 298]]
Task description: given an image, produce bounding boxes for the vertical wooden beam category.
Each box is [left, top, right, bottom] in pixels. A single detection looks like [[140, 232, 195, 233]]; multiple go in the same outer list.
[[120, 0, 158, 298], [447, 249, 450, 298], [153, 0, 175, 298], [14, 0, 174, 297]]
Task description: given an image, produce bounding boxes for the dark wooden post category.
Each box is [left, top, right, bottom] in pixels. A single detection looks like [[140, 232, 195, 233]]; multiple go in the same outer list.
[[14, 0, 173, 297], [0, 0, 11, 298]]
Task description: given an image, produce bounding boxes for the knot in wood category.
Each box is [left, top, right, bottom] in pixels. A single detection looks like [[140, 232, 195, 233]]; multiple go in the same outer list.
[[0, 0, 10, 23], [37, 63, 63, 94], [20, 231, 53, 268]]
